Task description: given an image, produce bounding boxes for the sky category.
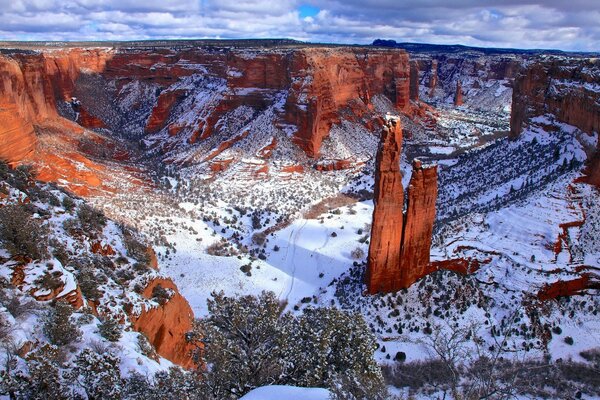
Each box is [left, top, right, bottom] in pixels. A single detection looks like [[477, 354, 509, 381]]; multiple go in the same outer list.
[[0, 0, 598, 51]]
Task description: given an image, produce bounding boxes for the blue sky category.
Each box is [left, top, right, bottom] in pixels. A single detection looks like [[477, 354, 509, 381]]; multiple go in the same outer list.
[[0, 0, 598, 51]]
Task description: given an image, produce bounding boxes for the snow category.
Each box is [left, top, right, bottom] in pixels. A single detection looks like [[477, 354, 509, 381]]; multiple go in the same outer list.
[[239, 385, 331, 400]]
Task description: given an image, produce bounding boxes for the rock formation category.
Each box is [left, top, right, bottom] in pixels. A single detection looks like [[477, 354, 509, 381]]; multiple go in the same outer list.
[[366, 119, 438, 294], [510, 58, 600, 184], [398, 159, 438, 286], [454, 80, 463, 106], [365, 119, 405, 293], [132, 278, 199, 369], [409, 61, 419, 101], [428, 59, 438, 96], [0, 46, 411, 167], [510, 58, 600, 139]]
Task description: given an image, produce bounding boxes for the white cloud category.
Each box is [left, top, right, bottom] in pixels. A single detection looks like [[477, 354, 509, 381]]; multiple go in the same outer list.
[[0, 0, 598, 51]]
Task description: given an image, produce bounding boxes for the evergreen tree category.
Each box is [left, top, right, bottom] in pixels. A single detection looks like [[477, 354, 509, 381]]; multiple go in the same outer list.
[[74, 349, 122, 400], [23, 345, 70, 400], [99, 317, 123, 342], [43, 301, 82, 346], [199, 291, 291, 398]]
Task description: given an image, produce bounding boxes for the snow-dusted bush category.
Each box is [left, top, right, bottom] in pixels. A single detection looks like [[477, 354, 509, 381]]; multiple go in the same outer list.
[[196, 291, 386, 399], [76, 204, 107, 234], [98, 317, 123, 342], [42, 301, 82, 346], [0, 205, 49, 260]]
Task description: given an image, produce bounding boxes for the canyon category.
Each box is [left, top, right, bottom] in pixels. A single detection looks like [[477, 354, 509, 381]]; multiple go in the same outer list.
[[0, 40, 599, 378]]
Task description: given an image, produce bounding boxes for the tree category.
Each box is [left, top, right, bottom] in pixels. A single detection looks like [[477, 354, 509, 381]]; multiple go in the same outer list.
[[43, 301, 82, 346], [23, 345, 70, 400], [286, 307, 386, 397], [0, 205, 49, 260], [199, 291, 291, 399], [98, 317, 122, 342], [73, 349, 122, 400], [197, 292, 387, 399]]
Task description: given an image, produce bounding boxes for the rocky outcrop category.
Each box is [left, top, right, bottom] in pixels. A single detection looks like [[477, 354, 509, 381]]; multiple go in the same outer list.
[[510, 58, 600, 139], [409, 61, 419, 101], [146, 89, 187, 134], [285, 48, 410, 157], [366, 119, 438, 294], [132, 278, 198, 369], [428, 59, 438, 96], [454, 80, 463, 106], [537, 273, 600, 300], [366, 119, 405, 293], [510, 58, 600, 184], [398, 160, 438, 286], [0, 104, 36, 163]]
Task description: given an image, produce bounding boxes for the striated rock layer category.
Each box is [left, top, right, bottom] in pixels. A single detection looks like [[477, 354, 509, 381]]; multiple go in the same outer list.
[[0, 46, 411, 165], [454, 80, 463, 106], [366, 119, 405, 293], [510, 58, 600, 184], [399, 160, 438, 286], [366, 119, 438, 294]]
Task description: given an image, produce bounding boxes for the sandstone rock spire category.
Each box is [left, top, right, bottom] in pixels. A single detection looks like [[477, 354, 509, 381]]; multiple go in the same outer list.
[[366, 119, 438, 294]]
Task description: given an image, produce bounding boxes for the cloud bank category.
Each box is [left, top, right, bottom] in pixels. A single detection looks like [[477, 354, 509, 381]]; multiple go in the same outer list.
[[0, 0, 598, 51]]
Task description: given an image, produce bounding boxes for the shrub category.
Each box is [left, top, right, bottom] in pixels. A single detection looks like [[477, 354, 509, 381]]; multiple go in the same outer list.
[[152, 284, 172, 305], [0, 205, 49, 260], [564, 336, 574, 345], [61, 196, 75, 212], [350, 247, 365, 260], [74, 349, 122, 400], [34, 271, 63, 291], [99, 317, 123, 342], [123, 231, 150, 263], [77, 204, 107, 233], [43, 301, 82, 346]]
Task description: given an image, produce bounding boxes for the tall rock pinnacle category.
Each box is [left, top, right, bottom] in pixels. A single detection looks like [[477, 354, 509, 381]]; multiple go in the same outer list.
[[366, 119, 438, 294], [365, 118, 405, 293]]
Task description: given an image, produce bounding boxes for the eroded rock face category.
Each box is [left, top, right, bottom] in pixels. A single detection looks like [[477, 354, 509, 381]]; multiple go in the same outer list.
[[0, 104, 36, 163], [428, 59, 438, 96], [510, 58, 600, 138], [510, 58, 600, 184], [366, 119, 405, 293], [399, 160, 438, 286], [132, 278, 198, 369], [366, 120, 439, 294], [285, 48, 410, 157], [409, 61, 419, 101], [454, 80, 463, 106]]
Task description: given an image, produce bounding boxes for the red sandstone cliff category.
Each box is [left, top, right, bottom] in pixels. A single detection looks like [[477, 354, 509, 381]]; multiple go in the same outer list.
[[399, 160, 438, 286], [409, 61, 419, 102], [366, 119, 438, 294], [285, 48, 410, 157], [428, 59, 438, 96], [454, 80, 463, 106], [510, 58, 600, 185], [132, 278, 198, 369], [366, 119, 405, 293], [510, 58, 600, 138]]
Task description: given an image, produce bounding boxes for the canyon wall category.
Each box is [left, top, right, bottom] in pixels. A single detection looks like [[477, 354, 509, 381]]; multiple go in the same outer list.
[[366, 119, 438, 294], [0, 46, 411, 163], [510, 58, 600, 184], [510, 58, 600, 138]]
